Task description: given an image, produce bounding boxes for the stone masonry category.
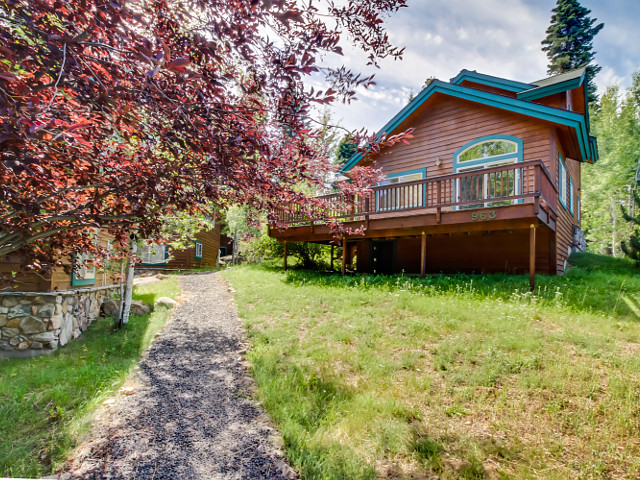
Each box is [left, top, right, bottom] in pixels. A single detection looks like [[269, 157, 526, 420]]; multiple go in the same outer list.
[[0, 286, 119, 359]]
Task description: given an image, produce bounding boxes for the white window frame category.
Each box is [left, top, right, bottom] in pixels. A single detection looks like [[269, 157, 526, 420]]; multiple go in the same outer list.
[[141, 243, 167, 264], [558, 155, 567, 209], [195, 241, 203, 259]]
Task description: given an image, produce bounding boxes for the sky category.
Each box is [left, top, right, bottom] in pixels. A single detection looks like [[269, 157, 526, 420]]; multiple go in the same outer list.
[[324, 0, 640, 133]]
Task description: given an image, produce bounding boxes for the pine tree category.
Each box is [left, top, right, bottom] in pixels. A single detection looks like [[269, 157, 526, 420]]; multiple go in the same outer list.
[[621, 189, 640, 266], [541, 0, 604, 103]]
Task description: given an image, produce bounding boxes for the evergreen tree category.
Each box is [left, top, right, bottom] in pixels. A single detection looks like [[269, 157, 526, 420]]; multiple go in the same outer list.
[[621, 189, 640, 266], [541, 0, 604, 103], [335, 135, 358, 164]]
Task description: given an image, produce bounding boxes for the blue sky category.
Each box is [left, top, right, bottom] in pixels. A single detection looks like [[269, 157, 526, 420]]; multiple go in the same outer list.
[[326, 0, 640, 132]]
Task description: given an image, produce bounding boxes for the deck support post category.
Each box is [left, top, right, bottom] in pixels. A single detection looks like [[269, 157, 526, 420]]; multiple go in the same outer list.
[[341, 237, 347, 276], [330, 244, 335, 271], [529, 224, 536, 291], [283, 241, 288, 272], [420, 232, 427, 278]]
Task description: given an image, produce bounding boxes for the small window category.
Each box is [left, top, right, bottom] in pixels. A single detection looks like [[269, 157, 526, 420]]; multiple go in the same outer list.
[[195, 241, 203, 259], [141, 243, 167, 264], [569, 178, 575, 215], [558, 154, 567, 208]]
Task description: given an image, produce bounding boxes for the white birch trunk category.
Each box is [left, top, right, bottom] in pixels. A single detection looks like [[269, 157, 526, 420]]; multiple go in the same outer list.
[[119, 242, 137, 326]]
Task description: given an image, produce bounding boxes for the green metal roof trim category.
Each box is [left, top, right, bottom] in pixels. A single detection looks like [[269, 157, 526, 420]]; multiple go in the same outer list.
[[340, 77, 597, 173], [450, 69, 533, 93], [517, 68, 586, 101]]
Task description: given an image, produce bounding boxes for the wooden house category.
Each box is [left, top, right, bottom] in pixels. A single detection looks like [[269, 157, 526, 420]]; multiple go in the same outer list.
[[269, 68, 597, 281]]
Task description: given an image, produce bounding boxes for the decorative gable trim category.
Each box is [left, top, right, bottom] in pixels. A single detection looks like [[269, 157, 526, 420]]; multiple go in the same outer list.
[[450, 69, 532, 93]]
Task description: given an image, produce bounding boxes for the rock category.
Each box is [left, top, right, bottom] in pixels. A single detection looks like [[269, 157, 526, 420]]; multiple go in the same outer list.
[[0, 314, 7, 327], [17, 341, 30, 350], [119, 386, 136, 395], [38, 303, 56, 317], [30, 341, 43, 350], [130, 300, 150, 316], [58, 314, 73, 347], [33, 296, 46, 305], [45, 339, 58, 350], [2, 297, 17, 308], [20, 316, 45, 334], [67, 296, 76, 306], [2, 327, 19, 338], [9, 336, 20, 346], [5, 318, 20, 329], [0, 307, 7, 314], [0, 341, 12, 351], [32, 331, 56, 343], [8, 304, 29, 319], [156, 273, 168, 279], [154, 297, 178, 308], [102, 298, 120, 317], [49, 313, 64, 330]]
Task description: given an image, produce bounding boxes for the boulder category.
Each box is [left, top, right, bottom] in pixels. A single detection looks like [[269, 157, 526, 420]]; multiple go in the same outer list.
[[38, 303, 56, 317], [2, 327, 19, 338], [154, 297, 178, 309], [2, 297, 18, 308], [49, 313, 64, 330], [32, 331, 55, 343], [0, 314, 7, 327], [58, 314, 73, 347], [19, 316, 46, 334], [130, 300, 150, 316], [101, 298, 120, 317], [31, 341, 43, 350]]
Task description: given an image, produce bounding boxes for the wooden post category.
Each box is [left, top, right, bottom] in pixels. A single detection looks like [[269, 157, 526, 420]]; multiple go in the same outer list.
[[529, 224, 536, 291], [330, 244, 335, 271], [341, 237, 347, 276], [420, 232, 427, 278], [283, 240, 288, 272]]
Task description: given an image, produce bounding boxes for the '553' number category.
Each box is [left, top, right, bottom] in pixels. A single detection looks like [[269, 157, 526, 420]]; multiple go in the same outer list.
[[471, 210, 496, 221]]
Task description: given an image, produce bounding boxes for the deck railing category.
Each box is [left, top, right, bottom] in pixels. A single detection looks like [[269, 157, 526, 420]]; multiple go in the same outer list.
[[275, 160, 557, 226]]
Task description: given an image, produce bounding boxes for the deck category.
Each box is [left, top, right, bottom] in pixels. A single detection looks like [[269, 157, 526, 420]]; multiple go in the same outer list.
[[269, 160, 558, 242]]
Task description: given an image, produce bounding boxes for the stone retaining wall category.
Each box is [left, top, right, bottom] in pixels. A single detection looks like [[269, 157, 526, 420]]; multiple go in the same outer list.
[[0, 286, 119, 359]]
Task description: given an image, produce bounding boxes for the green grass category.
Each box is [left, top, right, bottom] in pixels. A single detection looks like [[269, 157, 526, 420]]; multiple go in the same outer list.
[[224, 253, 640, 479], [0, 276, 180, 478]]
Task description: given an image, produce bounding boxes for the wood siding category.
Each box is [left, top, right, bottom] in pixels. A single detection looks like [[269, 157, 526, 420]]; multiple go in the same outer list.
[[143, 224, 221, 270], [554, 139, 581, 274], [373, 95, 554, 181]]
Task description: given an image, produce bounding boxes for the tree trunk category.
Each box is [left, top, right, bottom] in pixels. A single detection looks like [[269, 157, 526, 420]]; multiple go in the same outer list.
[[232, 232, 238, 265], [118, 241, 137, 328], [611, 196, 618, 257]]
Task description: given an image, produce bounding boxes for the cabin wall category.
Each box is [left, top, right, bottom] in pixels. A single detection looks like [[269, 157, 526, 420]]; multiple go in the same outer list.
[[554, 140, 581, 274], [377, 96, 554, 180], [144, 224, 221, 271]]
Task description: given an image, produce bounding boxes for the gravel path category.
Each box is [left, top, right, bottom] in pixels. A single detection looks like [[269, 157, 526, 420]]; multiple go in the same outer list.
[[66, 272, 296, 480]]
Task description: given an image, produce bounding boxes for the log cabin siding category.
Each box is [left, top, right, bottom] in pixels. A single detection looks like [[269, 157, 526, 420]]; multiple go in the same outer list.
[[144, 224, 221, 270], [554, 141, 581, 274]]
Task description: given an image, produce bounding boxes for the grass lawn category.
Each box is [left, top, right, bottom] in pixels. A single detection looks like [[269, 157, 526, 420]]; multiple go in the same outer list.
[[224, 253, 640, 480], [0, 276, 180, 478]]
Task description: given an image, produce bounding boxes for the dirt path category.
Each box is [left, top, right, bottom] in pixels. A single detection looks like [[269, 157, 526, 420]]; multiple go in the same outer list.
[[66, 272, 296, 480]]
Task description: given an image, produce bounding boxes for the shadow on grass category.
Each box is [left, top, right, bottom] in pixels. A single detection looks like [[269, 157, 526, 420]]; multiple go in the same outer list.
[[250, 252, 640, 320], [0, 286, 174, 478]]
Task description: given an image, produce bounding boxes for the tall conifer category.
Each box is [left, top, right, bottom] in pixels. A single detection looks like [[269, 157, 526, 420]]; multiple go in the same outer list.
[[541, 0, 604, 103]]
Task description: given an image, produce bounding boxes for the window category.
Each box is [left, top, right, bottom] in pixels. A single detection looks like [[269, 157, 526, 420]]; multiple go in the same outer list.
[[558, 154, 567, 208], [569, 178, 575, 215], [141, 243, 168, 265], [376, 169, 426, 211], [195, 241, 203, 259], [453, 136, 523, 209], [71, 228, 98, 286]]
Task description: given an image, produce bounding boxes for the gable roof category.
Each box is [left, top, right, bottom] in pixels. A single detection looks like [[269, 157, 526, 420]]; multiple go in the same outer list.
[[341, 68, 596, 173], [517, 67, 586, 101]]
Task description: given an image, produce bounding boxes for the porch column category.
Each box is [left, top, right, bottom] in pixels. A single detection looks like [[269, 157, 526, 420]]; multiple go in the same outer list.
[[283, 241, 288, 272], [420, 232, 427, 278], [529, 224, 536, 291], [341, 237, 347, 276]]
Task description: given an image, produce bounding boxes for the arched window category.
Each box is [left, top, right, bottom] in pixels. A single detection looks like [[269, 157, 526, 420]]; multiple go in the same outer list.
[[453, 135, 523, 208]]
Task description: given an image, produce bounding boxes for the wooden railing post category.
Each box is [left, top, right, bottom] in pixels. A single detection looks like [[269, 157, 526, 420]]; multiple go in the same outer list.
[[436, 181, 442, 223], [529, 224, 536, 291], [330, 244, 335, 271], [420, 232, 427, 278]]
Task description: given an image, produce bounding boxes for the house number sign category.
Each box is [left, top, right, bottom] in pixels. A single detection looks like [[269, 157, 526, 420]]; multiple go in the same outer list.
[[471, 210, 496, 221]]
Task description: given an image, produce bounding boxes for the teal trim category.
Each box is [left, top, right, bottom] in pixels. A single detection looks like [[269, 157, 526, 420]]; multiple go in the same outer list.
[[452, 136, 524, 210], [450, 70, 532, 92], [452, 135, 523, 171], [558, 155, 567, 209], [194, 241, 203, 260], [71, 256, 96, 286], [339, 80, 596, 173], [517, 71, 586, 101]]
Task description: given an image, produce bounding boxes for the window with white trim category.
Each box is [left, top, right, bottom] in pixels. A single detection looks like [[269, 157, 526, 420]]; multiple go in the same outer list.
[[195, 241, 203, 259], [569, 178, 575, 215], [141, 243, 167, 264], [377, 170, 425, 211], [454, 137, 522, 209], [558, 154, 567, 208]]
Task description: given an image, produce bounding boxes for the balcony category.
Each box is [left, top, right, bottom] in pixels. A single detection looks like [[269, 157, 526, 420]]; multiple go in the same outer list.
[[271, 160, 558, 241]]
